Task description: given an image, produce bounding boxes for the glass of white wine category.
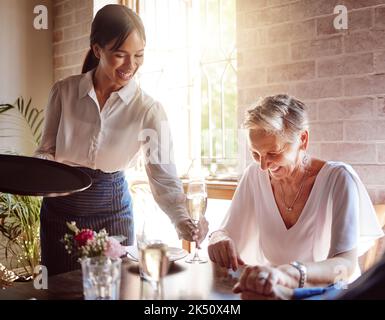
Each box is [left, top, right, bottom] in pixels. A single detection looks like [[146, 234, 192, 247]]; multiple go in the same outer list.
[[139, 240, 169, 299], [185, 179, 208, 264]]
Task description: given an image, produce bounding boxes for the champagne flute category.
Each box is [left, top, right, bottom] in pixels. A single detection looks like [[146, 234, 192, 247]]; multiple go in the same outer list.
[[185, 179, 208, 264]]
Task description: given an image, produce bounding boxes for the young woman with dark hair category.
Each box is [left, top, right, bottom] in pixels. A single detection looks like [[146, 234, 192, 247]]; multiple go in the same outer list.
[[35, 4, 208, 275]]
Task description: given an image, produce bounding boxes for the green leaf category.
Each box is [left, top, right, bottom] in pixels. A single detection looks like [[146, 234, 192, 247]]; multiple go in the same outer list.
[[0, 97, 44, 153], [0, 105, 14, 114], [66, 221, 80, 234]]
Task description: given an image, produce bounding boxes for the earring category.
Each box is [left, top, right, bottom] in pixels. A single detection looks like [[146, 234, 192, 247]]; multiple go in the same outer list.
[[302, 153, 309, 166]]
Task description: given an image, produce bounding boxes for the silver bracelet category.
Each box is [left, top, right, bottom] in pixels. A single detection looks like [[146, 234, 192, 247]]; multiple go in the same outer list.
[[290, 261, 307, 288]]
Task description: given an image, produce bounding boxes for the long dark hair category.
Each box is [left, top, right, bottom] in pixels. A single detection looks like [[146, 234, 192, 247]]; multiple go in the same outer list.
[[82, 5, 146, 74]]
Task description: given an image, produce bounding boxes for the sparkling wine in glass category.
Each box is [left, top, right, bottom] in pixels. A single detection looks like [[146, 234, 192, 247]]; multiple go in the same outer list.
[[185, 179, 208, 264], [140, 240, 169, 298]]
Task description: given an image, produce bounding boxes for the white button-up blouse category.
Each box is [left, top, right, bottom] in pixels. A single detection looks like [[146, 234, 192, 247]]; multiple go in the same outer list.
[[35, 70, 188, 225]]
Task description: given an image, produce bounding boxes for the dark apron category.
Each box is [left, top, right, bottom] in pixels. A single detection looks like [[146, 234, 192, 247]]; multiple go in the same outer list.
[[40, 167, 133, 275]]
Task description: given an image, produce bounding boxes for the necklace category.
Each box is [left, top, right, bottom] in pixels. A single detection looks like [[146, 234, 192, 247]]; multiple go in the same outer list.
[[279, 169, 309, 213]]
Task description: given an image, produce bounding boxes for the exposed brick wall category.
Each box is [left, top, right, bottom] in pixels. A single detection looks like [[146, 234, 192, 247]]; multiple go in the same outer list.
[[52, 0, 93, 81], [237, 0, 385, 204]]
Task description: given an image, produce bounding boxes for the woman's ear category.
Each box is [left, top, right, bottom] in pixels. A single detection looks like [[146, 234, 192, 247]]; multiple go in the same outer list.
[[91, 44, 101, 59], [300, 130, 309, 150]]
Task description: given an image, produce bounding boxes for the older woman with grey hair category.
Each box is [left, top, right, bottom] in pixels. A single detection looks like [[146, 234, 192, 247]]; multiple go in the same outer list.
[[208, 94, 383, 299]]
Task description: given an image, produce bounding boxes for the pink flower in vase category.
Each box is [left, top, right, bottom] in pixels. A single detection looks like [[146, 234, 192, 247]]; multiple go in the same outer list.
[[105, 237, 126, 259]]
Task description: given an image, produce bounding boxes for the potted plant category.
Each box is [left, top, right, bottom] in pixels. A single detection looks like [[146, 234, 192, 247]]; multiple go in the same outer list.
[[0, 97, 44, 281]]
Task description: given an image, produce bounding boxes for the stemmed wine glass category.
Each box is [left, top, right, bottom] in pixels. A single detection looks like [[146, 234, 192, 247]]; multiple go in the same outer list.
[[185, 179, 208, 264]]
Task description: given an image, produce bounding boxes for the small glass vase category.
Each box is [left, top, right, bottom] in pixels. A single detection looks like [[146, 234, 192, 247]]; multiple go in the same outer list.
[[80, 256, 122, 300]]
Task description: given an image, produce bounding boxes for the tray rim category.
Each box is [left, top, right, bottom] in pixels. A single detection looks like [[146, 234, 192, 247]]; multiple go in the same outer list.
[[0, 154, 92, 197]]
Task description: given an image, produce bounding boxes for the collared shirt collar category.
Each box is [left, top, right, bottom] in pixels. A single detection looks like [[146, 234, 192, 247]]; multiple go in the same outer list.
[[78, 69, 137, 105]]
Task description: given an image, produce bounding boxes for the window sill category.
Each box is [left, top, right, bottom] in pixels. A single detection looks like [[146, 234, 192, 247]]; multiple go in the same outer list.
[[182, 179, 237, 200]]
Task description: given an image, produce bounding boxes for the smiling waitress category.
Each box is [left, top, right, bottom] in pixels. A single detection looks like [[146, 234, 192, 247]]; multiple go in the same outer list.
[[35, 4, 207, 275]]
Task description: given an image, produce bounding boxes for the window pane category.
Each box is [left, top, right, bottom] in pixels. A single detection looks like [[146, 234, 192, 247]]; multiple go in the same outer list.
[[138, 0, 237, 178]]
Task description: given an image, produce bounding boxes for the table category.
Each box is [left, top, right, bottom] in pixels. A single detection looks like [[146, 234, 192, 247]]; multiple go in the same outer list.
[[0, 258, 241, 300]]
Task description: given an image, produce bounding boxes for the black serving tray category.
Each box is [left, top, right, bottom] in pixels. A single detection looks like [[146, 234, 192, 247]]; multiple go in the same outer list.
[[0, 154, 92, 197]]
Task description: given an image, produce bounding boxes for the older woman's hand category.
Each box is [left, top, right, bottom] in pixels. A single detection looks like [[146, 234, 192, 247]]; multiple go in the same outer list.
[[207, 232, 245, 271], [232, 265, 294, 299]]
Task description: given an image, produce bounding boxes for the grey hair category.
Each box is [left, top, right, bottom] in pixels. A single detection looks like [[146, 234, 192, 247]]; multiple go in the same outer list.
[[243, 94, 309, 143]]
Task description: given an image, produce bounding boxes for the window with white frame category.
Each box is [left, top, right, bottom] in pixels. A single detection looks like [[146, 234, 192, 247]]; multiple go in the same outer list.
[[134, 0, 238, 179]]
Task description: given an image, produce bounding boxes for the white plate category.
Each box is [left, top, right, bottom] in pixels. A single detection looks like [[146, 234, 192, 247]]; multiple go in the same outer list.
[[126, 245, 188, 262]]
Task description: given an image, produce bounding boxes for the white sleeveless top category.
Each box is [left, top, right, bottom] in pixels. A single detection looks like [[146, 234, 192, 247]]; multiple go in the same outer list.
[[220, 161, 383, 273]]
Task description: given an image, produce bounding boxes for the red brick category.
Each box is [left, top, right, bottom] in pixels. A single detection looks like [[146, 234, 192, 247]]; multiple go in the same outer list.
[[75, 7, 92, 24], [291, 36, 342, 60], [74, 0, 92, 10], [237, 13, 247, 29], [309, 121, 343, 142], [63, 22, 91, 41], [345, 30, 385, 53], [303, 100, 317, 121], [238, 45, 290, 68], [317, 53, 373, 77], [345, 120, 385, 141], [268, 0, 299, 7], [54, 56, 65, 68], [54, 13, 75, 30], [238, 83, 293, 106], [54, 40, 75, 56], [352, 165, 385, 186], [266, 23, 292, 43], [317, 8, 373, 36], [258, 28, 269, 45], [307, 143, 321, 158], [265, 20, 316, 43], [237, 29, 260, 48], [53, 4, 64, 17], [343, 0, 385, 10], [244, 5, 291, 28], [349, 8, 374, 30], [378, 143, 385, 163], [63, 1, 76, 14], [53, 30, 63, 43], [375, 6, 385, 28], [320, 143, 376, 163], [318, 98, 375, 120], [377, 97, 385, 118], [237, 0, 267, 12], [290, 0, 340, 20], [295, 78, 342, 99], [291, 19, 316, 41], [374, 51, 385, 73], [267, 61, 315, 83], [344, 74, 385, 96], [63, 51, 88, 66], [54, 1, 76, 17], [238, 67, 267, 87], [53, 36, 89, 56]]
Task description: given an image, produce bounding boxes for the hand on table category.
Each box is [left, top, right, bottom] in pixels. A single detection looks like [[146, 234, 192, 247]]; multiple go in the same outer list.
[[232, 265, 294, 300], [207, 232, 245, 271]]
